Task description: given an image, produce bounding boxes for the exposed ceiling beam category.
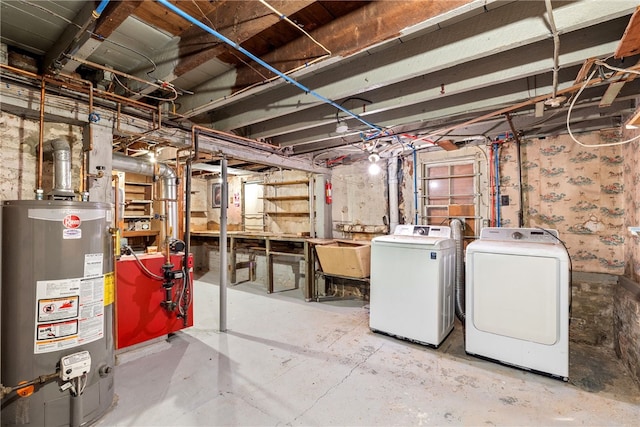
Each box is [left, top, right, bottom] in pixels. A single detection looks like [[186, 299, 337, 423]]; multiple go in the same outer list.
[[249, 24, 623, 144], [193, 1, 635, 133], [615, 5, 640, 58], [127, 0, 314, 100], [44, 1, 144, 74], [177, 0, 483, 116]]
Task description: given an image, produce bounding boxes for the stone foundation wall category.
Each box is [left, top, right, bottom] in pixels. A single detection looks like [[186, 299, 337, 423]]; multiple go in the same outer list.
[[614, 276, 640, 386], [570, 272, 617, 347]]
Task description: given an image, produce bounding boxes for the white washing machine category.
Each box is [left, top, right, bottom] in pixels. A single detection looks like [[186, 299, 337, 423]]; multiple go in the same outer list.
[[465, 227, 570, 380], [369, 225, 455, 347]]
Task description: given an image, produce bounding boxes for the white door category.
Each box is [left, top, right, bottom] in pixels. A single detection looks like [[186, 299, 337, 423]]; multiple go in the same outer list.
[[243, 181, 264, 232]]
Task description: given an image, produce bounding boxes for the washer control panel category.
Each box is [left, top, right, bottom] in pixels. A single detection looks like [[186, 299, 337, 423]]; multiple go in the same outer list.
[[479, 227, 559, 243], [393, 225, 452, 238]]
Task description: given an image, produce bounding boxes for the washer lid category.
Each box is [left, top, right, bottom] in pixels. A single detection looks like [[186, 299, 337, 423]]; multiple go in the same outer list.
[[373, 234, 455, 248]]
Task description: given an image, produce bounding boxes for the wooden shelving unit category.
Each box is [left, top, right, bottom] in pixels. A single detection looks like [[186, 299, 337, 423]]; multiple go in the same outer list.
[[260, 178, 312, 234], [120, 173, 158, 249]]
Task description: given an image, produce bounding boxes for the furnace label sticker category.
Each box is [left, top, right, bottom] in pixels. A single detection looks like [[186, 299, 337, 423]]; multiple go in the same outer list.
[[34, 276, 105, 354], [37, 296, 79, 322]]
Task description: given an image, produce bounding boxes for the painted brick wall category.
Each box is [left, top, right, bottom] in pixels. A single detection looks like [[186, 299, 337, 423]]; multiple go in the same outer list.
[[0, 111, 84, 200], [570, 272, 617, 347]]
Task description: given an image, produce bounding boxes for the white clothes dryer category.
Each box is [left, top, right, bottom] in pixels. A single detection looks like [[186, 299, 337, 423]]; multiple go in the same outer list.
[[465, 227, 570, 380]]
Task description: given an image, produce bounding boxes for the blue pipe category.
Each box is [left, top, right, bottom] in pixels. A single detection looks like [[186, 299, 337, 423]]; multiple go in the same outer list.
[[413, 148, 418, 224], [157, 0, 382, 132], [493, 143, 501, 227], [94, 0, 110, 17]]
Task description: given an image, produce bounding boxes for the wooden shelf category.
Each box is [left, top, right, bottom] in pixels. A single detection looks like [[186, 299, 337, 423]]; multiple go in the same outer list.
[[262, 179, 309, 186], [261, 195, 309, 201], [265, 211, 309, 216], [122, 230, 159, 238]]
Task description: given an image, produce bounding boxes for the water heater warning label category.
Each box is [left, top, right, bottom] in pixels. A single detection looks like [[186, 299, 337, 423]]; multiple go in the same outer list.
[[34, 276, 104, 354]]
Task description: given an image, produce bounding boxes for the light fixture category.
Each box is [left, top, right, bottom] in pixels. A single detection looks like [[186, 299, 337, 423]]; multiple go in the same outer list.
[[336, 120, 348, 133], [368, 152, 381, 175]]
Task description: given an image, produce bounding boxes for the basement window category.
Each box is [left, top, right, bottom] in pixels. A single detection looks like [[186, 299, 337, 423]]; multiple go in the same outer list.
[[420, 159, 480, 239]]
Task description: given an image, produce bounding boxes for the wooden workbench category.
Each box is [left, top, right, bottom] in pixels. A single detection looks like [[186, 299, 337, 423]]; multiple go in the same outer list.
[[191, 231, 333, 301]]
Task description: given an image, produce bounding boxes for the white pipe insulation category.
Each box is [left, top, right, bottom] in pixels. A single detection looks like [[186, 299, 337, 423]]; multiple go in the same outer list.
[[112, 152, 178, 239]]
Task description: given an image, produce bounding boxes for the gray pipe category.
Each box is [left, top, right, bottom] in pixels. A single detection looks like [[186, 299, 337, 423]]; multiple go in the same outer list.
[[451, 218, 465, 323], [219, 158, 228, 333], [43, 137, 76, 199], [387, 156, 399, 232], [112, 153, 178, 239]]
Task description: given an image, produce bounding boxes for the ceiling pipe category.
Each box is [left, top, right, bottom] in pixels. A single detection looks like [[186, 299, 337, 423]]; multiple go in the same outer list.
[[156, 0, 382, 133], [544, 0, 565, 107]]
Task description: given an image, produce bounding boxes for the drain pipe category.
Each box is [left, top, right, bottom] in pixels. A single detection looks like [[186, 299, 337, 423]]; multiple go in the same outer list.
[[112, 153, 178, 239], [413, 149, 419, 224], [42, 137, 76, 200], [451, 218, 465, 323], [493, 143, 501, 227], [388, 155, 399, 232], [156, 0, 381, 133]]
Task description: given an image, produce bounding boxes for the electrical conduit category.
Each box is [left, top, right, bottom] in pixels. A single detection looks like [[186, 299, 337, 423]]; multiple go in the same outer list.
[[493, 143, 501, 227]]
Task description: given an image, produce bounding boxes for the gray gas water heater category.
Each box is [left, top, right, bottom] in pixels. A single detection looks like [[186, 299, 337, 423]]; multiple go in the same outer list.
[[1, 137, 115, 426]]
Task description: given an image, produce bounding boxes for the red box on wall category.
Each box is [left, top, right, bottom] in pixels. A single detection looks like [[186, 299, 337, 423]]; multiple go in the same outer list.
[[115, 252, 194, 349]]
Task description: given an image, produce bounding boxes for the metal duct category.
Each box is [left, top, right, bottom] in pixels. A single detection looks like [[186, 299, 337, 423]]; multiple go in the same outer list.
[[43, 137, 75, 199], [112, 153, 178, 239], [451, 218, 465, 323]]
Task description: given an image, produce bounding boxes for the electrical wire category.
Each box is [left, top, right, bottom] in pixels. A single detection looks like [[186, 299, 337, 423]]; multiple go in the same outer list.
[[536, 226, 573, 319], [113, 74, 178, 102], [259, 0, 332, 56], [123, 245, 164, 281], [566, 66, 640, 147]]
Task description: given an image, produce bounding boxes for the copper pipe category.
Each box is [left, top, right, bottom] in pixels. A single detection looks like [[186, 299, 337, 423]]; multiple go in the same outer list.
[[0, 63, 39, 78], [111, 173, 120, 349], [37, 77, 46, 192]]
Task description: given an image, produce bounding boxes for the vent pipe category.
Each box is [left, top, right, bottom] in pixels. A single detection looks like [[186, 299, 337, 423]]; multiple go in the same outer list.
[[43, 137, 76, 200], [112, 153, 178, 239], [451, 218, 465, 323]]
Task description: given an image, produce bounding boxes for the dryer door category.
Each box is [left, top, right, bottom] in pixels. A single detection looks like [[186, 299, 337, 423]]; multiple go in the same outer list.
[[471, 252, 559, 345]]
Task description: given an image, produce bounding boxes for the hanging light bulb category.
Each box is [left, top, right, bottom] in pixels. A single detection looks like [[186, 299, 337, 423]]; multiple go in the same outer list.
[[368, 152, 381, 175]]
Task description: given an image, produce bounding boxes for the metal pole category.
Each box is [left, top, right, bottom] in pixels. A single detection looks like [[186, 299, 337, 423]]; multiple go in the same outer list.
[[219, 158, 228, 332]]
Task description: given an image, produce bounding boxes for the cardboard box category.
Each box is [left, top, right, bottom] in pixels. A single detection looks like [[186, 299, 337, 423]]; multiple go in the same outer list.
[[315, 240, 371, 278]]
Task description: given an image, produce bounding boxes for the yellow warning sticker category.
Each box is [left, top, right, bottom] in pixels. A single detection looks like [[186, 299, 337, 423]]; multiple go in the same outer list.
[[104, 272, 115, 306]]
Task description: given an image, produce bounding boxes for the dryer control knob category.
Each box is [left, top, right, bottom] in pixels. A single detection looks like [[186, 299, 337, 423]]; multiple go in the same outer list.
[[512, 231, 524, 240]]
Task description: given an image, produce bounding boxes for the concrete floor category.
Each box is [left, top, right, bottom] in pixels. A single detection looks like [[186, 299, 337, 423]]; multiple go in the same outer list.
[[97, 274, 640, 426]]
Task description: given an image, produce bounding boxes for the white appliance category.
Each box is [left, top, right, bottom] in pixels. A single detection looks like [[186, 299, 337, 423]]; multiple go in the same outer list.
[[369, 225, 456, 347], [465, 227, 570, 380]]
